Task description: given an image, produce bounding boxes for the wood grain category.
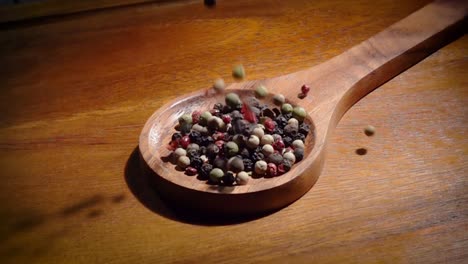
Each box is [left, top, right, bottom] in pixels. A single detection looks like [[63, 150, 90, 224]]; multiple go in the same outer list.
[[139, 0, 466, 215], [0, 0, 171, 24], [0, 0, 466, 263]]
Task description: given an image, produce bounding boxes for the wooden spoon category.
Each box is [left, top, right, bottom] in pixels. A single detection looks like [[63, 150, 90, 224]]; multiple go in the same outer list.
[[139, 0, 467, 215]]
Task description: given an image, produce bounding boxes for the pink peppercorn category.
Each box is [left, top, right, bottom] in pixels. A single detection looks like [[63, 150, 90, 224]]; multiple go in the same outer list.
[[213, 132, 225, 141], [277, 164, 286, 175], [264, 118, 276, 132], [167, 140, 179, 151], [222, 114, 232, 124], [273, 139, 285, 151], [185, 166, 197, 176], [267, 163, 277, 177], [215, 140, 225, 149], [192, 110, 201, 124], [301, 84, 310, 94], [180, 136, 190, 148]]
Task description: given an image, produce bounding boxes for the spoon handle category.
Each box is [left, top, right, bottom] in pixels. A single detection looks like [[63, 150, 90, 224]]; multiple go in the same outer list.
[[289, 0, 466, 117]]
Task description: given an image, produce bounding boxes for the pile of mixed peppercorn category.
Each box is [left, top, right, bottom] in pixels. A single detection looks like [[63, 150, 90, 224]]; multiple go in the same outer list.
[[167, 86, 311, 186]]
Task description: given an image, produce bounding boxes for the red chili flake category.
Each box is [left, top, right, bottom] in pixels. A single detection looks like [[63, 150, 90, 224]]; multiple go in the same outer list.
[[222, 114, 232, 124], [301, 84, 310, 94], [192, 110, 201, 124], [241, 103, 257, 124], [264, 118, 276, 132], [185, 166, 198, 176], [180, 136, 190, 148]]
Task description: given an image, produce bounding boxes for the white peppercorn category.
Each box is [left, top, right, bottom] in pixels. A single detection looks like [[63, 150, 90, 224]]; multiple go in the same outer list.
[[236, 171, 250, 185], [246, 135, 260, 149], [261, 134, 274, 145], [262, 144, 274, 156], [283, 152, 296, 164], [292, 139, 305, 149], [254, 160, 268, 175], [252, 127, 265, 139]]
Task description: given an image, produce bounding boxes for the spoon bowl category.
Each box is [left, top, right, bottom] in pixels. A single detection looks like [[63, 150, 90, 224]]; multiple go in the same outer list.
[[139, 0, 467, 215]]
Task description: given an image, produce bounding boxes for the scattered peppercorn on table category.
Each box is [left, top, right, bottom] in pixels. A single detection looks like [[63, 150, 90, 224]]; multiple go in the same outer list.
[[0, 0, 466, 263]]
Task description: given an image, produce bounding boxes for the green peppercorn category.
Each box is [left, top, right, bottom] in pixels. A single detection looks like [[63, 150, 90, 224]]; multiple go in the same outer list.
[[255, 85, 268, 98], [213, 78, 225, 93], [273, 94, 285, 106], [177, 156, 191, 169], [225, 141, 239, 157], [364, 125, 376, 136], [178, 114, 192, 126], [236, 171, 250, 185], [225, 92, 242, 109], [227, 157, 244, 173], [254, 160, 268, 175], [281, 103, 293, 114], [232, 64, 245, 79], [210, 168, 225, 182], [292, 106, 306, 122], [173, 148, 187, 161], [199, 111, 212, 126]]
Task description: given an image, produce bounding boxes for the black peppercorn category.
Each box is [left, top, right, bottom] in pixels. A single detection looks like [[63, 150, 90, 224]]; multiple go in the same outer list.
[[283, 136, 293, 147], [240, 148, 250, 158], [251, 152, 264, 162], [206, 143, 220, 159], [243, 159, 254, 172], [187, 149, 199, 159], [213, 103, 223, 111], [275, 115, 288, 128], [294, 133, 306, 142], [199, 163, 213, 179], [200, 135, 214, 146], [231, 110, 244, 121], [213, 157, 227, 171], [199, 146, 207, 155], [299, 123, 310, 136], [294, 148, 304, 161], [267, 152, 283, 165], [190, 156, 203, 169], [284, 124, 298, 137], [172, 132, 182, 141], [222, 105, 232, 114], [223, 171, 236, 186], [189, 131, 202, 144], [273, 127, 284, 136], [283, 159, 293, 171]]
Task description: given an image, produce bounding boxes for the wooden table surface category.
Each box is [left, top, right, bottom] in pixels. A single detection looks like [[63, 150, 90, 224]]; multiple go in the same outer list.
[[0, 0, 466, 263]]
